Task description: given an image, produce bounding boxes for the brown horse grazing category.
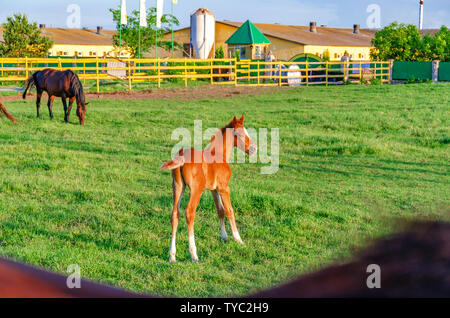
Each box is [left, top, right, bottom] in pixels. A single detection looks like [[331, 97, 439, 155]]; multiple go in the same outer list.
[[22, 69, 88, 125], [161, 115, 257, 262]]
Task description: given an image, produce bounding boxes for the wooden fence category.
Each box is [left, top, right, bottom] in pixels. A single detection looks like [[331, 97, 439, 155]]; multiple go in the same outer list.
[[0, 57, 391, 92]]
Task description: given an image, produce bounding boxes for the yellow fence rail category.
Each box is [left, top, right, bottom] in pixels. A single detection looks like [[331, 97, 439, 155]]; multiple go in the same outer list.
[[0, 57, 391, 92]]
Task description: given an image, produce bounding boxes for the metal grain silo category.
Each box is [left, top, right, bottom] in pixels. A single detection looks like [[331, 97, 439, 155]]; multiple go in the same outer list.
[[190, 8, 215, 59]]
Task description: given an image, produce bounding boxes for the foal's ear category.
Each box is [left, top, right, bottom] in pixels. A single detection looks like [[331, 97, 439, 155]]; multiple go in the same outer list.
[[240, 114, 245, 122], [232, 116, 237, 123]]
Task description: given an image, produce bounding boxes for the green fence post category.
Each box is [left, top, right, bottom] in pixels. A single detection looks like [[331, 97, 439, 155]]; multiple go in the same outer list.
[[432, 60, 440, 83]]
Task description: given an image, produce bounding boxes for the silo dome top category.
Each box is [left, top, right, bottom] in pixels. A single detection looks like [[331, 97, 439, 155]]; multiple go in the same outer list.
[[191, 8, 215, 17]]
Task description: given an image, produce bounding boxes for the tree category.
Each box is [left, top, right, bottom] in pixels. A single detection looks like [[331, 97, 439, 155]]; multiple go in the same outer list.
[[420, 26, 449, 61], [215, 46, 224, 59], [0, 14, 53, 57], [370, 22, 449, 61], [109, 6, 180, 57]]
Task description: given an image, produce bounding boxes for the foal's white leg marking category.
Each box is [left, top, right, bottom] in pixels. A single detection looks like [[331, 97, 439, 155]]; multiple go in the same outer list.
[[220, 219, 228, 241], [169, 187, 184, 263], [169, 234, 177, 263], [189, 235, 199, 262], [232, 231, 244, 244]]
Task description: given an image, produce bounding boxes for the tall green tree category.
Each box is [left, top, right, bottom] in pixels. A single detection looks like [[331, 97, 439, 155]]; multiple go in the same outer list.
[[109, 6, 180, 57], [371, 22, 449, 62], [420, 26, 449, 61], [0, 14, 53, 57]]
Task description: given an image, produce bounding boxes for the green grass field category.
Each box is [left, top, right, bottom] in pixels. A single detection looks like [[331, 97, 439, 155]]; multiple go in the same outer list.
[[0, 83, 449, 297]]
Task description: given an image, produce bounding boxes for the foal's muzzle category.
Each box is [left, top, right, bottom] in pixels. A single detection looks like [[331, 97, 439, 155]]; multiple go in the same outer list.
[[248, 144, 257, 156]]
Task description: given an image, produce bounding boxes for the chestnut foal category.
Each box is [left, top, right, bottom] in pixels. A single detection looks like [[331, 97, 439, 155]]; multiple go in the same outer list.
[[161, 115, 257, 262]]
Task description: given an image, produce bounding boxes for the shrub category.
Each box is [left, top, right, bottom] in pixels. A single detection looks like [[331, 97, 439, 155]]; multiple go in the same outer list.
[[370, 77, 382, 85], [215, 46, 224, 59]]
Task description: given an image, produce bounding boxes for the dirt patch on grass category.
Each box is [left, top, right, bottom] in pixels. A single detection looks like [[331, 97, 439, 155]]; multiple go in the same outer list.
[[2, 85, 292, 102]]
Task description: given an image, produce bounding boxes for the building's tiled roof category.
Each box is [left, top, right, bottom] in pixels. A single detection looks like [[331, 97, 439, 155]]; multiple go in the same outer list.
[[219, 21, 442, 47], [0, 27, 116, 45], [0, 24, 443, 48], [221, 21, 375, 46]]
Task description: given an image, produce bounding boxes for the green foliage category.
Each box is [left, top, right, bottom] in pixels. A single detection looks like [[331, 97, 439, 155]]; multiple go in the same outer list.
[[232, 50, 240, 61], [420, 25, 450, 61], [164, 62, 184, 83], [406, 76, 417, 84], [371, 22, 449, 61], [215, 46, 225, 59], [109, 6, 181, 57], [0, 13, 53, 57], [370, 77, 382, 85]]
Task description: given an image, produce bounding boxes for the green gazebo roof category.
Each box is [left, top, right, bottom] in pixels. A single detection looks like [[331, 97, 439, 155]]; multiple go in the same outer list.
[[225, 20, 271, 45]]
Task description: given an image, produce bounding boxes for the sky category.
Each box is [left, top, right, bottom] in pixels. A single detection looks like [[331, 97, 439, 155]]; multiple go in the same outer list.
[[0, 0, 448, 30]]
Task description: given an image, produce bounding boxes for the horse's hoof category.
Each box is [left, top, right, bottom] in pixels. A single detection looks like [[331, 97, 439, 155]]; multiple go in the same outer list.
[[169, 258, 176, 263]]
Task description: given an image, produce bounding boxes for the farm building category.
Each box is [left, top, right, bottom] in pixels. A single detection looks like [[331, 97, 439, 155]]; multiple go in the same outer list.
[[163, 17, 377, 61], [225, 20, 271, 60], [0, 24, 132, 58], [162, 8, 443, 61]]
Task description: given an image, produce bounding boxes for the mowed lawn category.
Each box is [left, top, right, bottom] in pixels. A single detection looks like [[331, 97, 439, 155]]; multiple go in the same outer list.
[[0, 83, 449, 297]]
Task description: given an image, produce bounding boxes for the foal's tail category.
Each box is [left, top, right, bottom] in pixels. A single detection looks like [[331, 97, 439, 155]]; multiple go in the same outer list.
[[160, 155, 185, 171], [23, 73, 36, 99], [0, 102, 17, 123]]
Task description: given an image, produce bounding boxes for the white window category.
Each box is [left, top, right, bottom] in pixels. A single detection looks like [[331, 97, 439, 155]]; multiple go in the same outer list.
[[255, 46, 263, 59]]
